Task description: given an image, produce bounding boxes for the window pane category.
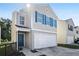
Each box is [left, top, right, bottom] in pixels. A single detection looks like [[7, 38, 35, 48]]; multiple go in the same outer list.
[[20, 16, 24, 25], [46, 16, 50, 25], [42, 15, 46, 24], [37, 13, 43, 23], [50, 18, 53, 27], [37, 12, 43, 19], [20, 16, 24, 21], [35, 11, 43, 24], [20, 21, 24, 25]]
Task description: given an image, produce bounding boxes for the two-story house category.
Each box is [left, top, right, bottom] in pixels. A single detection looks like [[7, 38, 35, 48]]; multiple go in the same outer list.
[[11, 4, 59, 50], [57, 18, 75, 44]]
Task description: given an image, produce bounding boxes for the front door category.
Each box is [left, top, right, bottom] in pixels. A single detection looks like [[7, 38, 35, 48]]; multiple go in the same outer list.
[[18, 32, 25, 49]]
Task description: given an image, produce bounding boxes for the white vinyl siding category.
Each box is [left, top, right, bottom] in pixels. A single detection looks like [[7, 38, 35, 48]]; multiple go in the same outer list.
[[67, 36, 74, 44]]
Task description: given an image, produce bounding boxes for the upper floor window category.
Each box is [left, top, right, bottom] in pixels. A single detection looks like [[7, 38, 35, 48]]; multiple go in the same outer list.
[[35, 11, 43, 24], [35, 11, 57, 28], [68, 24, 73, 31], [50, 18, 53, 27], [46, 16, 50, 25], [42, 15, 46, 24], [19, 16, 24, 25]]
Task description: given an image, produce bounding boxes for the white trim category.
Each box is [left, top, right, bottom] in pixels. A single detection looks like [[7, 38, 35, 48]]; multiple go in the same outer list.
[[31, 29, 56, 34], [17, 27, 30, 32]]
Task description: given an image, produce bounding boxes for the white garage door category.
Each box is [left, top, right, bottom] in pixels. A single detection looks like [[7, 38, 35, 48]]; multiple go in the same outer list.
[[34, 31, 57, 49], [67, 36, 74, 44]]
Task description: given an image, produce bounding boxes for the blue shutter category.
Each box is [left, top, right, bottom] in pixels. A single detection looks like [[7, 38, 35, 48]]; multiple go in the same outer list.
[[35, 11, 37, 22], [43, 15, 46, 24], [54, 20, 57, 28], [42, 14, 44, 24]]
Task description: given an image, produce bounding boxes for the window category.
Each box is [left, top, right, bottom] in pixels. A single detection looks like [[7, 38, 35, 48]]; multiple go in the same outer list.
[[68, 24, 73, 31], [50, 18, 53, 27], [35, 11, 43, 24], [76, 31, 78, 34], [46, 16, 50, 25], [35, 11, 57, 28], [42, 15, 46, 24], [20, 16, 24, 25]]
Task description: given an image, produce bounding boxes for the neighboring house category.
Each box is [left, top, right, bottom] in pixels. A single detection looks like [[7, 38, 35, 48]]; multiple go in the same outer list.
[[57, 18, 75, 44], [74, 26, 79, 40], [11, 4, 59, 50]]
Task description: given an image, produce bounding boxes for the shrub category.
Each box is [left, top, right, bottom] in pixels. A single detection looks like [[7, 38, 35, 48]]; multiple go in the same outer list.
[[58, 44, 79, 49]]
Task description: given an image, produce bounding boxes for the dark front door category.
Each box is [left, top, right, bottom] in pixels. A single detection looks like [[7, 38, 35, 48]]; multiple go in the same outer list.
[[18, 33, 24, 48]]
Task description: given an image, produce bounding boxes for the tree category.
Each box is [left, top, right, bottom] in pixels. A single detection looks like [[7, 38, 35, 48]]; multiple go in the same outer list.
[[0, 17, 12, 41]]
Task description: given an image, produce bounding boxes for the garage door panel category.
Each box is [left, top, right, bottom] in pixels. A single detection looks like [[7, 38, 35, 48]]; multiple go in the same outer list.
[[34, 32, 57, 49]]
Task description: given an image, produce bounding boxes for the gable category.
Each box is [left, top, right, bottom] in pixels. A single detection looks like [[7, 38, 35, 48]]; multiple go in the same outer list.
[[65, 18, 75, 26], [32, 4, 59, 20]]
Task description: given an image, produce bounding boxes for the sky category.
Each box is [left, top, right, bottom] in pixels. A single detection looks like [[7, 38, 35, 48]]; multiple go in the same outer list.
[[0, 3, 79, 26], [50, 3, 79, 26]]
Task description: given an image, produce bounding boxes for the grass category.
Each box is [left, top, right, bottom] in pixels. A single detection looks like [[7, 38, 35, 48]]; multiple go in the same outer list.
[[58, 44, 79, 49]]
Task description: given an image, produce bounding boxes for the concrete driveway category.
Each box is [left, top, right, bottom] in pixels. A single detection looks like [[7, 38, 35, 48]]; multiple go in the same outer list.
[[21, 47, 79, 56]]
